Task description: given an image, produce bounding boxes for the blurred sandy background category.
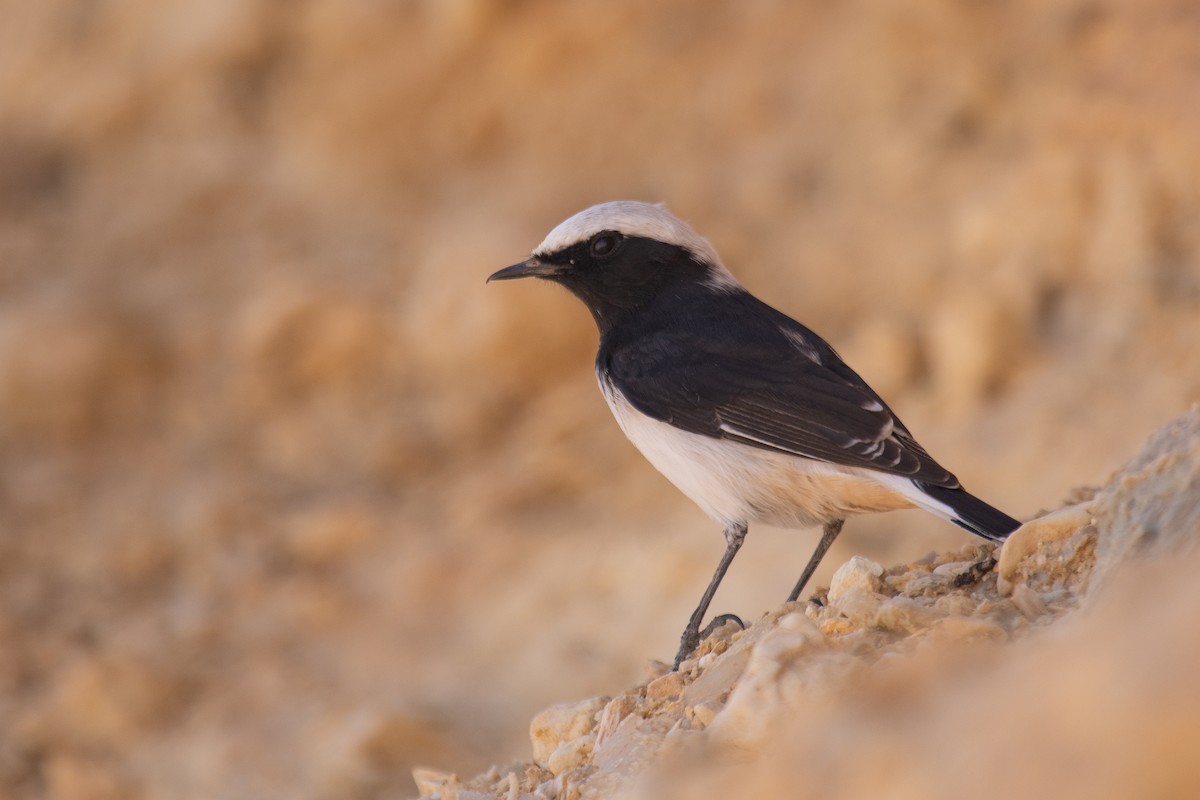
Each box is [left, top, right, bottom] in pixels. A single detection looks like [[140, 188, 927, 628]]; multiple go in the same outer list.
[[1, 1, 1198, 798]]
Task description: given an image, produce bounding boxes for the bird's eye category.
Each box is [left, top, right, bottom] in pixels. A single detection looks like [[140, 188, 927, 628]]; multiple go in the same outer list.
[[589, 233, 621, 260]]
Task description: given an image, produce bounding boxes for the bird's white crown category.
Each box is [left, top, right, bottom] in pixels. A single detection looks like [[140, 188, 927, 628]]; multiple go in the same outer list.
[[533, 201, 738, 288]]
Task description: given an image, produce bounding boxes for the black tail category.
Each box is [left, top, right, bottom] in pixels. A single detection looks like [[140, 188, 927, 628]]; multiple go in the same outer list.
[[917, 483, 1021, 542]]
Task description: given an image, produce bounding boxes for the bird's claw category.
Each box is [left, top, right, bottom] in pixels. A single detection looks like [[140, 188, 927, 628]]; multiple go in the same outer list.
[[700, 613, 745, 638], [672, 613, 746, 671]]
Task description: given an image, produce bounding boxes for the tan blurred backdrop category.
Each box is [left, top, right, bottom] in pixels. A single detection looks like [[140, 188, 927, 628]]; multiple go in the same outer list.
[[1, 1, 1199, 798]]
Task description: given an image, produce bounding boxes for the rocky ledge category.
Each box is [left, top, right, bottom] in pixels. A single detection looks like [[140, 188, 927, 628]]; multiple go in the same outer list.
[[414, 406, 1200, 800]]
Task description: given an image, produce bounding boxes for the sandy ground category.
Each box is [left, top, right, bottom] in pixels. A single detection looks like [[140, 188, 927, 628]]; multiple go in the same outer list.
[[0, 2, 1198, 798]]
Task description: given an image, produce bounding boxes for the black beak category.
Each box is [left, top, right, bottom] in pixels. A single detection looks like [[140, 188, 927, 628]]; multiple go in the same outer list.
[[487, 257, 561, 283]]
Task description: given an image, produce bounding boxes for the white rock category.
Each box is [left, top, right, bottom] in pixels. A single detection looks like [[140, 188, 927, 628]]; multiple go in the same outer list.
[[529, 696, 607, 766], [932, 560, 974, 577], [705, 613, 826, 749], [685, 703, 718, 729], [546, 734, 593, 776], [827, 556, 886, 624], [592, 694, 636, 748], [997, 503, 1093, 594], [680, 640, 753, 709], [590, 710, 673, 784], [645, 670, 683, 701]]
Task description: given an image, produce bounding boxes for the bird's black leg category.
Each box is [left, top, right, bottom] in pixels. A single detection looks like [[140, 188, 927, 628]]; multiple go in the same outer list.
[[673, 522, 747, 670], [786, 518, 844, 602]]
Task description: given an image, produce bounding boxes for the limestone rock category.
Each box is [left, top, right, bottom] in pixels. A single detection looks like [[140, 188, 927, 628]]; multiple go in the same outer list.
[[1091, 405, 1200, 588], [997, 503, 1093, 595], [827, 556, 886, 624], [546, 734, 593, 776], [529, 696, 607, 766]]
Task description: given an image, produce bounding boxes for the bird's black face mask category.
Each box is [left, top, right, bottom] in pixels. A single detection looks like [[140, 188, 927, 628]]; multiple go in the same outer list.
[[490, 233, 713, 332]]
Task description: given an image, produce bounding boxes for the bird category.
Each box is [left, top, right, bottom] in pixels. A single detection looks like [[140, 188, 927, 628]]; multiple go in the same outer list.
[[488, 201, 1021, 669]]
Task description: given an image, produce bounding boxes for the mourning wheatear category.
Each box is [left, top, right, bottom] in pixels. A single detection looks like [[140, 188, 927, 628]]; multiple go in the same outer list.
[[489, 201, 1020, 669]]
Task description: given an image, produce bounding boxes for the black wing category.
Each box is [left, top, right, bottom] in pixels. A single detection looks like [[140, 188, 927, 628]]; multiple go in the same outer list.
[[602, 298, 961, 488]]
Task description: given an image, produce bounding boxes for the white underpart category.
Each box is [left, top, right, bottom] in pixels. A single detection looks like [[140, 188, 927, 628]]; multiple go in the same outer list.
[[534, 201, 741, 291], [599, 375, 967, 529], [869, 472, 963, 523]]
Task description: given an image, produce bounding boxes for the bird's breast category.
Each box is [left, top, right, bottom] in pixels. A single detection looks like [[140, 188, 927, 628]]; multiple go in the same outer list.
[[596, 373, 913, 528]]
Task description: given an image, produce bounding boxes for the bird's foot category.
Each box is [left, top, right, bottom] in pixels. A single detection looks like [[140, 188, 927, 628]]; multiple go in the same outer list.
[[672, 613, 746, 671], [672, 626, 700, 672], [700, 613, 745, 639]]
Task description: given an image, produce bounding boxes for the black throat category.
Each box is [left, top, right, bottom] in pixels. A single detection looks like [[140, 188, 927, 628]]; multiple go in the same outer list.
[[543, 236, 721, 336]]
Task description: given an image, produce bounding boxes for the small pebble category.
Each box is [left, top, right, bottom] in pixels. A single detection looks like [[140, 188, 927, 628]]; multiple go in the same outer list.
[[933, 560, 973, 577], [828, 556, 885, 623], [646, 671, 683, 701], [686, 703, 718, 729]]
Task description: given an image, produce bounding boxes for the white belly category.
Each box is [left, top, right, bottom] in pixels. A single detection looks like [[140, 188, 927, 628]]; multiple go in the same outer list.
[[599, 376, 916, 528]]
